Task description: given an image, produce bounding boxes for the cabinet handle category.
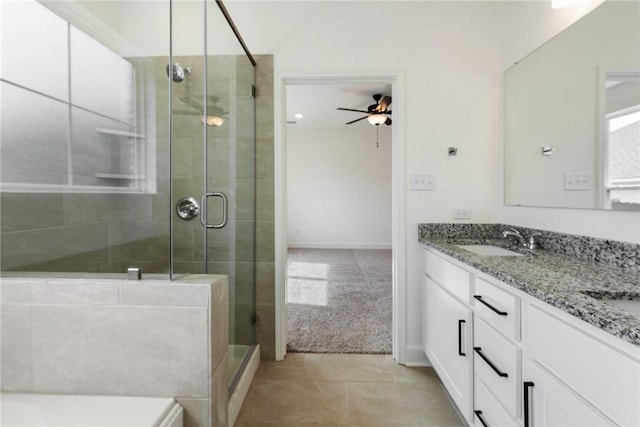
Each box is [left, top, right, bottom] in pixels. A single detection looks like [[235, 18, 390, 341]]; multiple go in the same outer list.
[[524, 381, 535, 427], [473, 347, 509, 378], [458, 319, 466, 356], [474, 410, 490, 427], [473, 295, 508, 316]]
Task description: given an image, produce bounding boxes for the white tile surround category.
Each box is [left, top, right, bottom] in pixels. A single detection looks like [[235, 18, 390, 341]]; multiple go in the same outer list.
[[0, 275, 229, 427]]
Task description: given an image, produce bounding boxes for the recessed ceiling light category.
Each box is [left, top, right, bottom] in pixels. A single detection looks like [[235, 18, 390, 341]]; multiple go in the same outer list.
[[294, 113, 304, 119]]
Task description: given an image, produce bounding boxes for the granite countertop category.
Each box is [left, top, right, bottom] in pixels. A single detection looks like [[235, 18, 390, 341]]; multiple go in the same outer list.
[[419, 236, 640, 347]]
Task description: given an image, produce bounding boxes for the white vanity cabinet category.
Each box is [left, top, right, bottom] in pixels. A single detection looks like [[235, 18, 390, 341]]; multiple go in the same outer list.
[[524, 302, 640, 427], [423, 250, 473, 424], [522, 358, 614, 427], [422, 246, 640, 427]]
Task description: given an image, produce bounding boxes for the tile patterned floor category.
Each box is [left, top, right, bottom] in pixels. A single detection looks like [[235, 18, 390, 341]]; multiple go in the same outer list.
[[234, 353, 464, 426]]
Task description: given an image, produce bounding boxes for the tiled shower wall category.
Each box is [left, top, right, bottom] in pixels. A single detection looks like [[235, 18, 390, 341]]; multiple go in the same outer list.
[[0, 275, 229, 427], [0, 53, 277, 359], [0, 192, 171, 273], [0, 55, 170, 274], [254, 55, 276, 361], [0, 54, 275, 272]]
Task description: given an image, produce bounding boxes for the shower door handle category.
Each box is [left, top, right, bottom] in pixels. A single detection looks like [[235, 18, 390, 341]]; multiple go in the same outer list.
[[200, 192, 228, 229]]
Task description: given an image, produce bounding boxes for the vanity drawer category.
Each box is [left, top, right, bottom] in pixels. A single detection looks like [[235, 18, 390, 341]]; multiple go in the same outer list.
[[474, 316, 521, 417], [474, 376, 518, 427], [473, 277, 520, 341], [425, 250, 471, 304]]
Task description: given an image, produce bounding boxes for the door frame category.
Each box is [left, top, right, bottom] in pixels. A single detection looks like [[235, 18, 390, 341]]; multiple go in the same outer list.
[[274, 70, 407, 363]]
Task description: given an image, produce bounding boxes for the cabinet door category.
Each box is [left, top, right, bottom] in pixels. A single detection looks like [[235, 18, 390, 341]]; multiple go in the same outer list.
[[522, 359, 614, 427], [526, 303, 640, 426], [424, 275, 473, 424]]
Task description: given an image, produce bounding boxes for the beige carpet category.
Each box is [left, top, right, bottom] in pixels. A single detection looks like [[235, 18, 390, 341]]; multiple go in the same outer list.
[[286, 249, 392, 354]]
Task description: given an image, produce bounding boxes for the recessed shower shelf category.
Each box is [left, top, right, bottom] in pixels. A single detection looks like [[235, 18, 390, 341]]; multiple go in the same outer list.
[[96, 128, 146, 138], [96, 173, 144, 180]]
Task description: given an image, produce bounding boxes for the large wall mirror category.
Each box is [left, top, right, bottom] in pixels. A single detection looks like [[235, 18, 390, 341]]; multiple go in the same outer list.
[[504, 0, 640, 211]]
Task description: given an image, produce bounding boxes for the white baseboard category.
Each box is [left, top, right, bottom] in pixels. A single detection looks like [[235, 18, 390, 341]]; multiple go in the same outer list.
[[288, 242, 392, 250], [229, 344, 260, 427], [401, 345, 431, 367]]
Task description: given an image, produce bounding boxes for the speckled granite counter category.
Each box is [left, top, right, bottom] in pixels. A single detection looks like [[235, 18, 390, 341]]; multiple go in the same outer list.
[[418, 224, 640, 347]]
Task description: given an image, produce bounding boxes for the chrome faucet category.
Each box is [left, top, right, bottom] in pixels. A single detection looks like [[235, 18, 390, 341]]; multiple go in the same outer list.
[[502, 228, 540, 250]]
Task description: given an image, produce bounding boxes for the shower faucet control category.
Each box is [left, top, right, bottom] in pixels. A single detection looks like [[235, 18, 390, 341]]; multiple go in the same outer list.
[[167, 62, 192, 83], [176, 196, 200, 220]]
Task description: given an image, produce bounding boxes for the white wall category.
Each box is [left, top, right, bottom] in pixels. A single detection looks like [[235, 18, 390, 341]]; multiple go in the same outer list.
[[287, 126, 392, 249], [228, 0, 640, 363], [226, 1, 505, 362]]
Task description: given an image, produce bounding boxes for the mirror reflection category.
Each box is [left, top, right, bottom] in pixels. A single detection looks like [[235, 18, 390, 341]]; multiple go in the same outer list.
[[504, 0, 640, 211]]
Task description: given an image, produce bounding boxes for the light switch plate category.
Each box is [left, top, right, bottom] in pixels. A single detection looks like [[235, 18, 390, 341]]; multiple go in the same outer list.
[[452, 208, 471, 219], [564, 173, 590, 191], [410, 174, 435, 191]]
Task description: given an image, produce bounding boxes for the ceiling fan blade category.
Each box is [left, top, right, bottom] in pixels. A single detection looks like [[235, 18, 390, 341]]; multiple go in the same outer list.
[[376, 96, 392, 112], [385, 117, 392, 126], [174, 109, 201, 116], [207, 106, 226, 116], [337, 107, 370, 113], [179, 97, 204, 111], [345, 116, 369, 125]]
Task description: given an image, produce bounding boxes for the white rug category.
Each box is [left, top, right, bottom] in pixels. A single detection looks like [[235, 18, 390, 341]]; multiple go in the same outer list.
[[286, 249, 392, 354]]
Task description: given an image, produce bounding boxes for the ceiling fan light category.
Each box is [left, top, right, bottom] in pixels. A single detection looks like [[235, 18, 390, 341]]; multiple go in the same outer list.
[[367, 114, 388, 126], [203, 115, 224, 127]]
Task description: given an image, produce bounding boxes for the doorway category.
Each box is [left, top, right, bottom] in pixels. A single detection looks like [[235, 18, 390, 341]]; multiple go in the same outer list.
[[274, 73, 407, 362]]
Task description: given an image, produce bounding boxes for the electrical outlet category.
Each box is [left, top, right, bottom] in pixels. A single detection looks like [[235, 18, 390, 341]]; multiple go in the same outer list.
[[452, 208, 471, 219], [410, 174, 435, 191], [564, 173, 590, 191]]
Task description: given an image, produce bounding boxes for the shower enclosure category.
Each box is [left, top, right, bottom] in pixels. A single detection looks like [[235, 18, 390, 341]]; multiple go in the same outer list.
[[0, 0, 257, 391]]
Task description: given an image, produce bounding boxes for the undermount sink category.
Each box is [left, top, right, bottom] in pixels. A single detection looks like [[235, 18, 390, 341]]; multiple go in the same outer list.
[[597, 298, 640, 318], [456, 244, 524, 257]]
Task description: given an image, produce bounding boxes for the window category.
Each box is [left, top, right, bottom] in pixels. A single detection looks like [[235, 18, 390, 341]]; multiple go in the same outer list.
[[604, 107, 640, 210], [0, 0, 150, 193]]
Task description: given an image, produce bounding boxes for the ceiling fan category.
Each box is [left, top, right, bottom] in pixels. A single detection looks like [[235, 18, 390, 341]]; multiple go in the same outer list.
[[337, 94, 392, 126], [174, 96, 229, 127]]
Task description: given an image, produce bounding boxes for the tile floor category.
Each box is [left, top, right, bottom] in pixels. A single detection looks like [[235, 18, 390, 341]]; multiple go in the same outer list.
[[234, 353, 464, 426]]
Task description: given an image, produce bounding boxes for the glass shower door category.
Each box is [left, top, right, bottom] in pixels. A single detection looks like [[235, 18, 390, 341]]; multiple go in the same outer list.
[[205, 1, 257, 391], [170, 0, 256, 391]]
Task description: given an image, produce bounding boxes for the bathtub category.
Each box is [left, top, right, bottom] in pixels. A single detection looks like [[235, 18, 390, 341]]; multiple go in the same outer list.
[[0, 393, 183, 427]]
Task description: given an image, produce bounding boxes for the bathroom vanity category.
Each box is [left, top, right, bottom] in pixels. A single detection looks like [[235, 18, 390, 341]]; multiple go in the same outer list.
[[419, 224, 639, 427]]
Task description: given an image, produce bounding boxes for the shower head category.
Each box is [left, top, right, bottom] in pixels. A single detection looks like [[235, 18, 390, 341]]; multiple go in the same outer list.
[[167, 62, 191, 83]]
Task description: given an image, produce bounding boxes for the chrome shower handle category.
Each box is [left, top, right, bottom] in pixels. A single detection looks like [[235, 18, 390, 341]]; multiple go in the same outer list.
[[200, 192, 228, 229], [176, 196, 200, 220]]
